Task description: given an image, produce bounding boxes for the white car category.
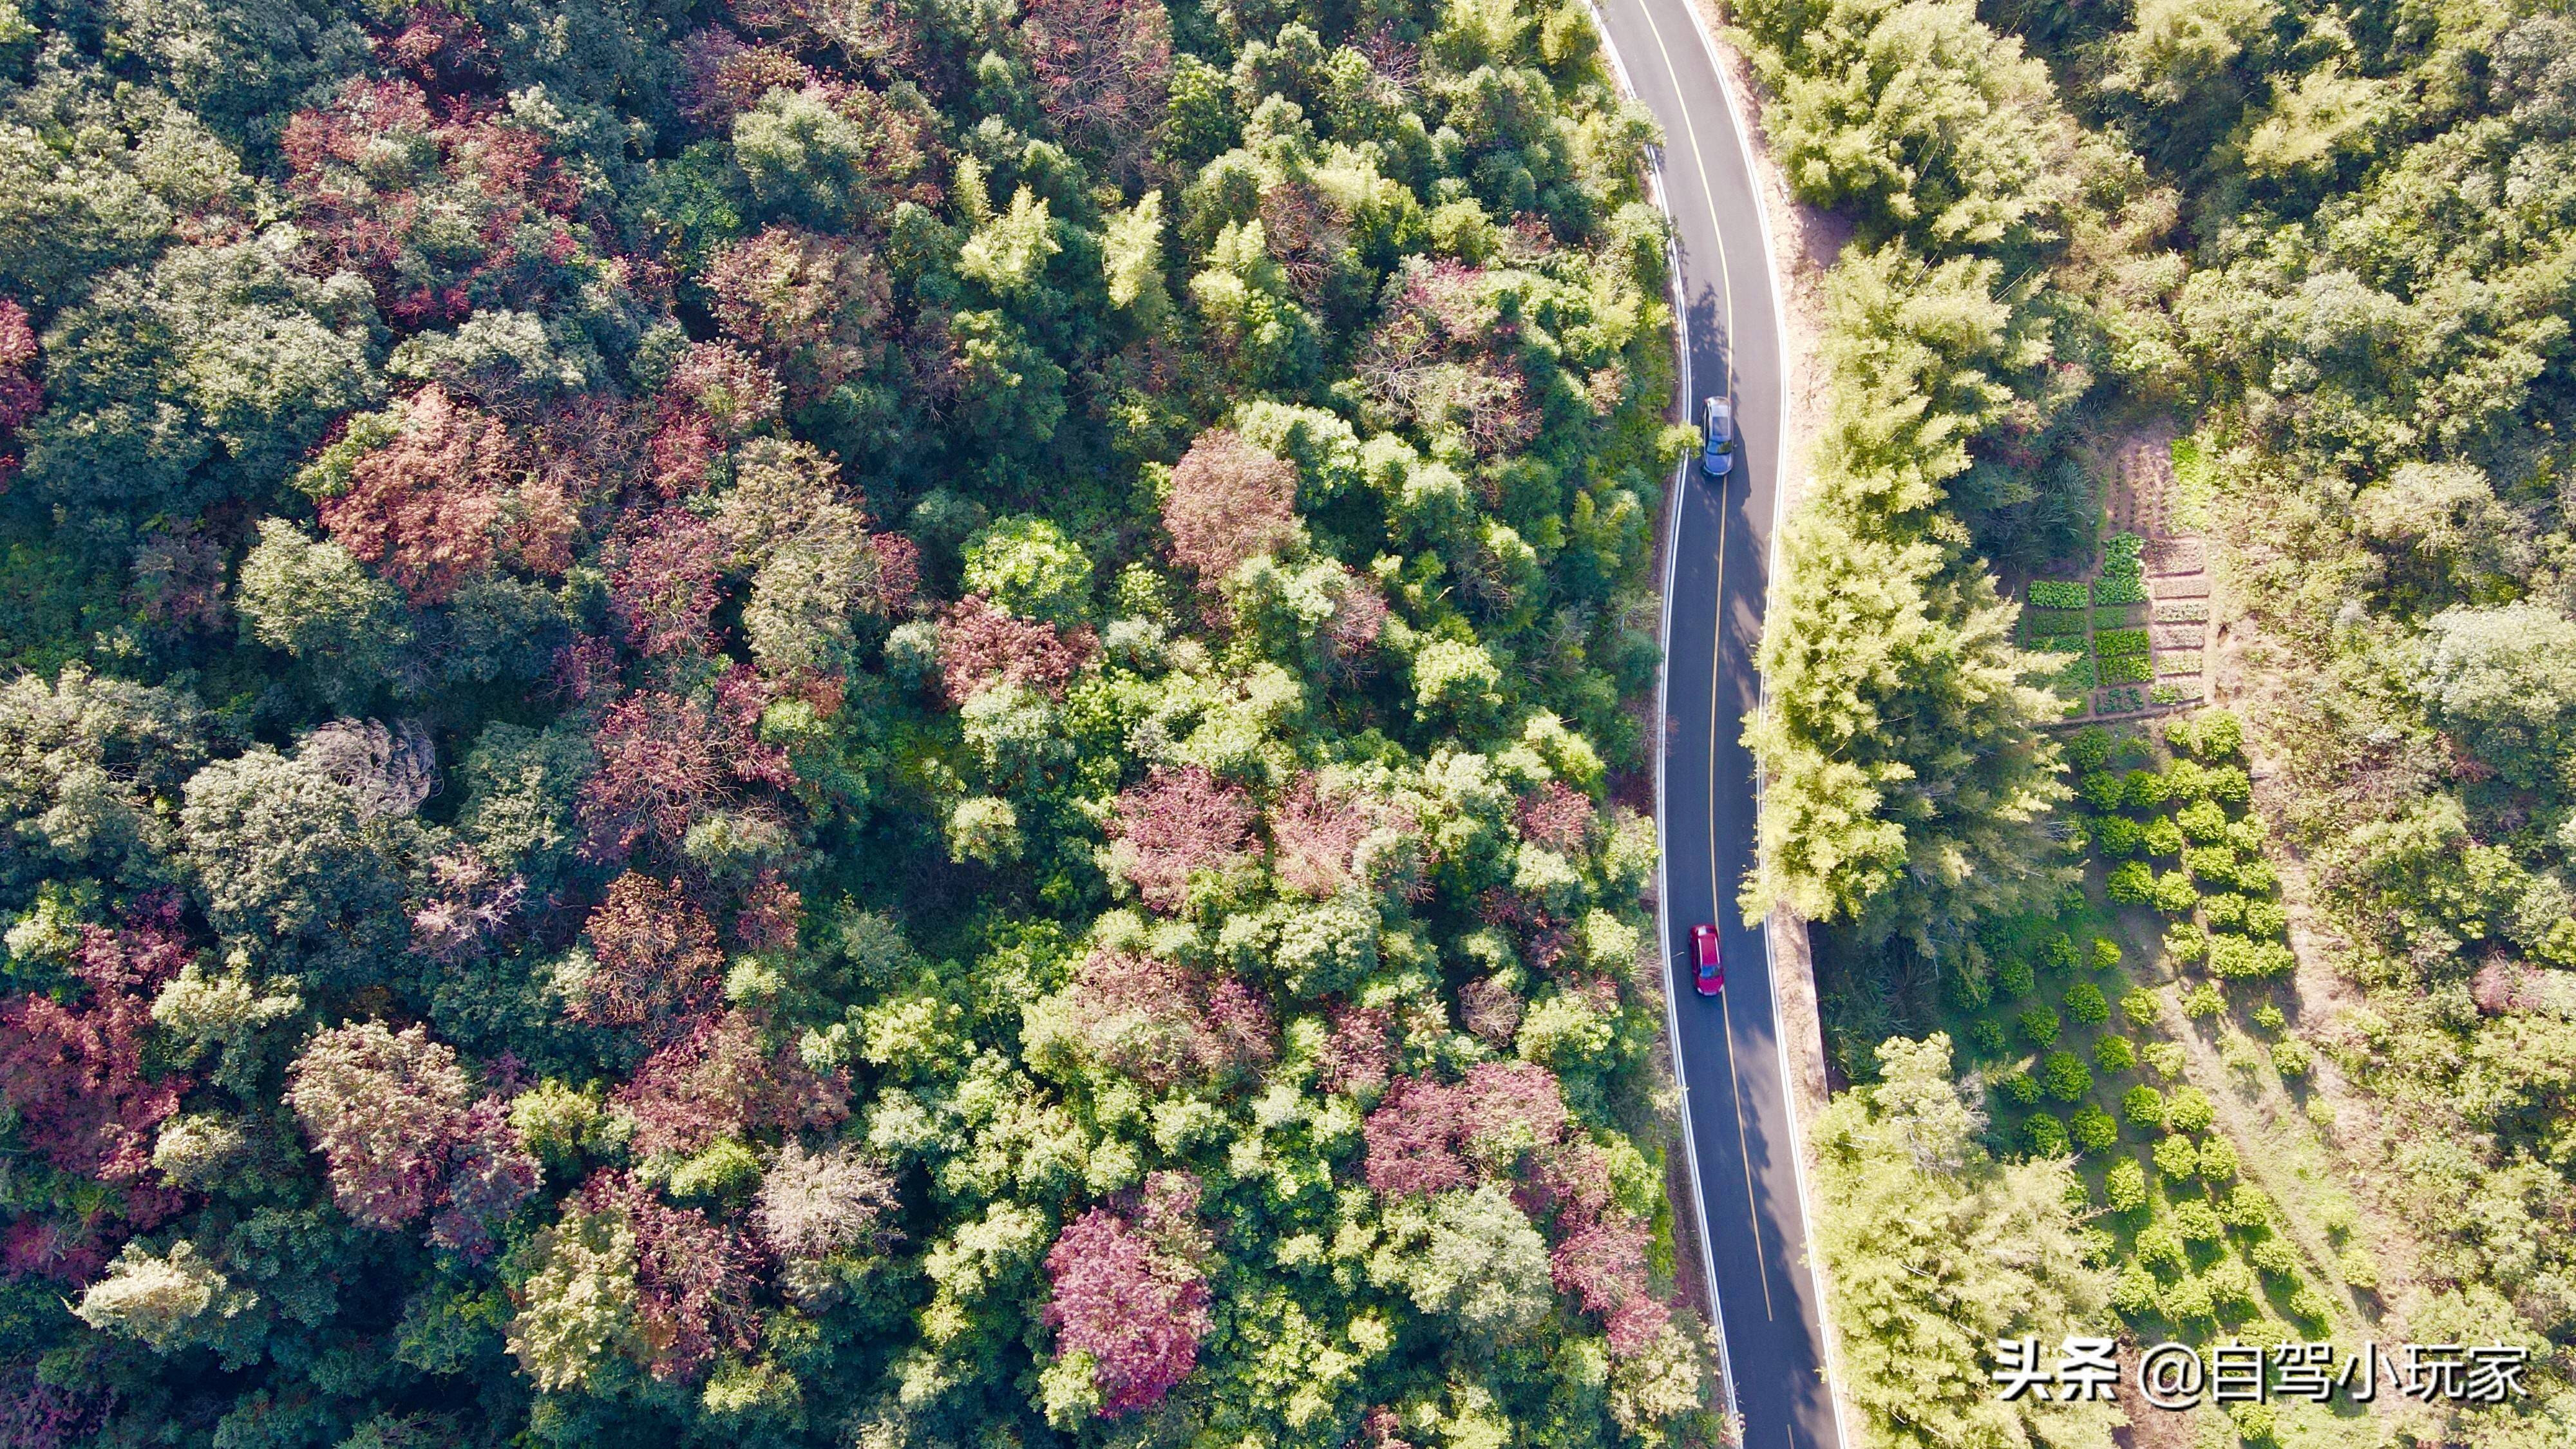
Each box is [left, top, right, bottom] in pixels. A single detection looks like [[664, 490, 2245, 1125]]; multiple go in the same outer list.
[[1701, 396, 1734, 477]]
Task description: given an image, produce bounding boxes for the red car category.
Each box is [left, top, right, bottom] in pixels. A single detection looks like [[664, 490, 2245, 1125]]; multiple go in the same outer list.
[[1690, 923, 1723, 995]]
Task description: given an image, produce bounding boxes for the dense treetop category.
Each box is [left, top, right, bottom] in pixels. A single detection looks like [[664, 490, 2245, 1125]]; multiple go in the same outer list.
[[0, 0, 1709, 1443]]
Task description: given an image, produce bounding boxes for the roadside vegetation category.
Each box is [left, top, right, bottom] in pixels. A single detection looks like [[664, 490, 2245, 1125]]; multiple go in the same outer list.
[[0, 0, 1718, 1443], [1734, 0, 2575, 1442]]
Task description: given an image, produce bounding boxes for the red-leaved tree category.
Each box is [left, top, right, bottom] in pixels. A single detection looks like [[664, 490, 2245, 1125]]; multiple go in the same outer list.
[[1044, 1184, 1211, 1416], [318, 385, 517, 604], [935, 595, 1099, 705], [1162, 430, 1299, 583], [1057, 950, 1274, 1088], [285, 1021, 475, 1229], [614, 1009, 848, 1159], [0, 898, 193, 1189], [1105, 764, 1257, 911], [0, 299, 38, 489], [582, 1171, 762, 1382], [578, 692, 728, 863], [1514, 781, 1596, 853], [573, 874, 726, 1038], [606, 509, 728, 660], [1019, 0, 1171, 179]]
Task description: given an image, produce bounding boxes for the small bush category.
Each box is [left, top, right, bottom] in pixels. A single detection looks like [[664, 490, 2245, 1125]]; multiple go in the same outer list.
[[2105, 1158, 2149, 1213], [2219, 1186, 2273, 1229], [2271, 1039, 2313, 1076], [2106, 860, 2155, 904], [2144, 1041, 2189, 1079], [2208, 934, 2295, 980], [2090, 936, 2122, 971], [2159, 1273, 2215, 1321], [2175, 800, 2228, 842], [2121, 1084, 2165, 1127], [2170, 709, 2244, 761], [2244, 900, 2289, 937], [2096, 628, 2150, 657], [2067, 726, 2113, 772], [2173, 1199, 2226, 1242], [2065, 981, 2110, 1025], [2195, 1135, 2239, 1181], [2150, 870, 2201, 914], [2025, 1113, 2070, 1155], [1968, 1018, 2010, 1056], [2206, 1259, 2260, 1314], [2101, 653, 2152, 684], [2337, 1246, 2380, 1291], [2181, 983, 2228, 1018], [2287, 1285, 2338, 1326], [2139, 815, 2185, 856], [2122, 769, 2169, 809], [2136, 1220, 2188, 1271], [2202, 892, 2249, 929], [2154, 1133, 2198, 1179], [2029, 580, 2088, 609], [2070, 1104, 2119, 1151], [2018, 1003, 2063, 1046], [2110, 1262, 2158, 1315], [2078, 770, 2126, 810], [2250, 1003, 2287, 1033], [1995, 1072, 2041, 1106], [2094, 815, 2143, 856], [2163, 922, 2209, 964], [2250, 1238, 2304, 1278], [2204, 764, 2253, 804], [2042, 934, 2081, 972], [1997, 956, 2037, 998], [2168, 1086, 2216, 1133], [2095, 1035, 2136, 1073], [2119, 989, 2162, 1028], [2040, 1050, 2094, 1102]]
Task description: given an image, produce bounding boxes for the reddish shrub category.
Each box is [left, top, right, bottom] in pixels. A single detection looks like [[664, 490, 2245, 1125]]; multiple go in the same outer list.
[[677, 30, 813, 127], [1359, 1077, 1473, 1198], [870, 533, 922, 614], [1514, 781, 1595, 853], [614, 1009, 847, 1159], [579, 693, 728, 862], [411, 848, 527, 963], [1106, 764, 1256, 912], [1318, 1005, 1392, 1094], [1270, 773, 1374, 898], [606, 509, 728, 659], [705, 228, 894, 405], [662, 341, 783, 439], [1162, 430, 1298, 582], [1020, 0, 1171, 175], [1045, 1200, 1210, 1415], [1060, 951, 1273, 1088], [936, 595, 1097, 705], [574, 875, 725, 1036], [582, 1172, 761, 1382], [285, 1022, 475, 1229], [379, 5, 497, 95], [0, 902, 193, 1187], [317, 388, 516, 603], [0, 299, 37, 486], [428, 1096, 540, 1260]]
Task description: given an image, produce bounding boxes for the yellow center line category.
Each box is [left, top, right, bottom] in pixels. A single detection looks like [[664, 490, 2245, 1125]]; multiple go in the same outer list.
[[1631, 0, 1772, 1328]]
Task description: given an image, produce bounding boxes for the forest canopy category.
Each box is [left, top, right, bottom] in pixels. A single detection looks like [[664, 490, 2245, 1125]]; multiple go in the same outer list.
[[0, 0, 1710, 1443]]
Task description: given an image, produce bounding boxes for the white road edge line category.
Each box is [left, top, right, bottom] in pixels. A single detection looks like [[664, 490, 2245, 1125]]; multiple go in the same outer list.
[[1579, 0, 1739, 1429]]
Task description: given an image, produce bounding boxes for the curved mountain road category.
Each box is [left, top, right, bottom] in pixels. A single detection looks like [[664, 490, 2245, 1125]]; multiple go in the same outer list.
[[1584, 6, 1846, 1448]]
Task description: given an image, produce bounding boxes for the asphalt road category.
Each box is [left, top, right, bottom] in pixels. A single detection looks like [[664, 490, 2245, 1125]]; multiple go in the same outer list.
[[1582, 5, 1846, 1447]]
